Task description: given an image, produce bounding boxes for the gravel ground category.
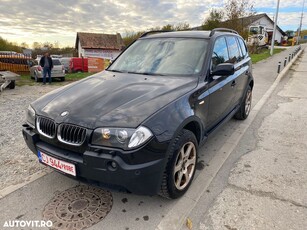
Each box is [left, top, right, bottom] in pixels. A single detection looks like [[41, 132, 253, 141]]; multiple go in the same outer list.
[[0, 85, 61, 190]]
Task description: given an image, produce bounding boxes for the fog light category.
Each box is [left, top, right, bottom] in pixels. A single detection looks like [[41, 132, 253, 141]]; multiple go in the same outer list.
[[107, 161, 117, 171], [111, 161, 117, 168]]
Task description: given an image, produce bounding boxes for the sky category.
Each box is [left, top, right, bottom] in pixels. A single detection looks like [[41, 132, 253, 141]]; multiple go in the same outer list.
[[0, 0, 306, 48]]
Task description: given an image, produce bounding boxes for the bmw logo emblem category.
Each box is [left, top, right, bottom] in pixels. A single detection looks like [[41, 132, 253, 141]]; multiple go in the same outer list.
[[60, 111, 69, 117]]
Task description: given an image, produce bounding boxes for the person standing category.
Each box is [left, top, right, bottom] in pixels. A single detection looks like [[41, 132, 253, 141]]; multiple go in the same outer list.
[[39, 52, 53, 84]]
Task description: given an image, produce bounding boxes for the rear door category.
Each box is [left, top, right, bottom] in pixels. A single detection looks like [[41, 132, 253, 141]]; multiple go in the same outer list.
[[234, 37, 251, 105], [206, 36, 236, 128], [52, 59, 64, 76]]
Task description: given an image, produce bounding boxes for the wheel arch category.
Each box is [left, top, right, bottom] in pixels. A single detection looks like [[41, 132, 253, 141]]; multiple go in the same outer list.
[[182, 120, 202, 144], [249, 79, 254, 90], [172, 116, 204, 146]]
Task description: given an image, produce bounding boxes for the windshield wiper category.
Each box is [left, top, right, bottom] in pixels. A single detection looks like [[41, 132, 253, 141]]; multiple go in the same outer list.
[[127, 71, 166, 76], [108, 69, 124, 73]]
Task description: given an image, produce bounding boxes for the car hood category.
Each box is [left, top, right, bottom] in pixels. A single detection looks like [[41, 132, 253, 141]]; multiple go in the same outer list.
[[32, 71, 198, 129]]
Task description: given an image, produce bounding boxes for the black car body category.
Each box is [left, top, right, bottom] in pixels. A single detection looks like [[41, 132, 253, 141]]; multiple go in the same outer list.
[[23, 29, 254, 199]]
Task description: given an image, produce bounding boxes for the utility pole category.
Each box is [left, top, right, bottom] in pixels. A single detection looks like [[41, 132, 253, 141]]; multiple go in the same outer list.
[[297, 0, 305, 45], [270, 0, 280, 56]]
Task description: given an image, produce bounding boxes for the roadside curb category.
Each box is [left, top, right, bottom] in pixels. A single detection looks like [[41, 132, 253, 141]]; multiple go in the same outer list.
[[156, 47, 304, 230]]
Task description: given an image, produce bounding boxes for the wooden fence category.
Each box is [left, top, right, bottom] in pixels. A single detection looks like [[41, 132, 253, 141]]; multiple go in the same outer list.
[[0, 53, 32, 73]]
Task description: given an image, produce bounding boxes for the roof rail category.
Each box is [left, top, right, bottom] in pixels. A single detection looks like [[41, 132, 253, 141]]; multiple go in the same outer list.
[[209, 28, 238, 37], [140, 30, 173, 38]]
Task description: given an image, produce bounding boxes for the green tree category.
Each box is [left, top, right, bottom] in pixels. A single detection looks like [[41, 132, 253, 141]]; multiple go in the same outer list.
[[0, 36, 22, 52], [161, 23, 190, 31], [161, 24, 173, 31], [122, 31, 145, 47], [201, 9, 224, 30], [122, 23, 190, 47], [174, 22, 190, 31]]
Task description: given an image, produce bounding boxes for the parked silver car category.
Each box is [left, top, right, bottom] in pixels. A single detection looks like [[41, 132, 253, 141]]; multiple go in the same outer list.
[[30, 58, 65, 81], [59, 57, 71, 73]]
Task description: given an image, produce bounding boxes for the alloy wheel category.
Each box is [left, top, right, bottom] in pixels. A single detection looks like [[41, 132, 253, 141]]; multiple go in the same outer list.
[[173, 141, 196, 190], [245, 89, 252, 116]]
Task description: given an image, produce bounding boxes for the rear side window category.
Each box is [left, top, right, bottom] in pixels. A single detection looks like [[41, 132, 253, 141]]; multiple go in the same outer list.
[[238, 38, 247, 58], [226, 36, 241, 64], [212, 37, 229, 70]]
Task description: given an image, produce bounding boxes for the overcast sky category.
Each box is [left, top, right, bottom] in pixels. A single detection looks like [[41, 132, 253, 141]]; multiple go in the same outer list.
[[0, 0, 306, 47]]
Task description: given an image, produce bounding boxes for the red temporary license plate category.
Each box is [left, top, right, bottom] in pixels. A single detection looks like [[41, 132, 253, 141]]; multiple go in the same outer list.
[[38, 151, 76, 176]]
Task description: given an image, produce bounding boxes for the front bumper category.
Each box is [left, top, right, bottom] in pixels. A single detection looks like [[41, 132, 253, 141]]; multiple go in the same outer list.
[[22, 125, 169, 195]]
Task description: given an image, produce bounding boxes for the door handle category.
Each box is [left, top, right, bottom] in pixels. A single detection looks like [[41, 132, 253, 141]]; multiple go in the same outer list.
[[231, 80, 236, 87]]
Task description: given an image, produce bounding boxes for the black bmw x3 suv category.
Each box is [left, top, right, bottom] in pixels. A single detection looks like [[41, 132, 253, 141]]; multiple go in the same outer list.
[[23, 28, 253, 199]]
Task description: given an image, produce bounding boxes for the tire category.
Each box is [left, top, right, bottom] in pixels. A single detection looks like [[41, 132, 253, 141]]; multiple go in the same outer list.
[[159, 129, 198, 199], [8, 80, 15, 89], [34, 72, 39, 82], [235, 85, 252, 120]]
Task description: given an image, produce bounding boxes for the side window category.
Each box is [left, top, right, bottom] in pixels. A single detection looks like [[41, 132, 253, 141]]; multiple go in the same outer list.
[[212, 37, 229, 70], [238, 38, 247, 58], [226, 36, 241, 64]]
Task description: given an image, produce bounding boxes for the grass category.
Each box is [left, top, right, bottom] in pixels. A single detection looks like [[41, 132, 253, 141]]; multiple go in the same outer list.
[[16, 72, 95, 87], [250, 48, 285, 64], [65, 72, 94, 81]]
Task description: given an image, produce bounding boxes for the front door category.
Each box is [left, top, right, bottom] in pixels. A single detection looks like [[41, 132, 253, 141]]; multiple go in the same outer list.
[[207, 36, 236, 129]]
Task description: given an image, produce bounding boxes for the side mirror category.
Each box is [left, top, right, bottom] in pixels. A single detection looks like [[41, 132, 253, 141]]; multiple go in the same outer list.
[[211, 63, 234, 76]]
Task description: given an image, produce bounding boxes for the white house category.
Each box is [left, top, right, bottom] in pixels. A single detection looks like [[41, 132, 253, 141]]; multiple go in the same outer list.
[[240, 13, 286, 43]]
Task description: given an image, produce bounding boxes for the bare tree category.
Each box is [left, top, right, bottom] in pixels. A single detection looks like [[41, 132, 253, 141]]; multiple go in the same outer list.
[[225, 0, 255, 20], [20, 42, 29, 49], [32, 42, 42, 50], [223, 0, 256, 38]]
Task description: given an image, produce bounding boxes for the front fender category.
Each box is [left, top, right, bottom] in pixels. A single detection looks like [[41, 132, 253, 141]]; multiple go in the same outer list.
[[143, 95, 203, 143]]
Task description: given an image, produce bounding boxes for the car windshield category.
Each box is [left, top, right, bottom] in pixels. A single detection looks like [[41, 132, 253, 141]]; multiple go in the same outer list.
[[108, 38, 208, 76]]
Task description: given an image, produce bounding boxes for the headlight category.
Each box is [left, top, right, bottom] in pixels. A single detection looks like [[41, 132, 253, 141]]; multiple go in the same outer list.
[[92, 126, 153, 150], [26, 105, 36, 127]]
